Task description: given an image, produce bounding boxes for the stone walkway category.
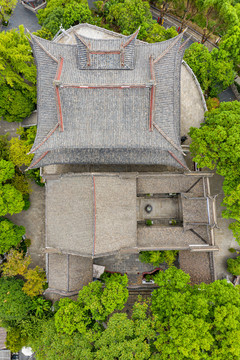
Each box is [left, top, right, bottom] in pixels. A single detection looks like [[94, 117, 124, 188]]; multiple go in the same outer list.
[[8, 181, 46, 269]]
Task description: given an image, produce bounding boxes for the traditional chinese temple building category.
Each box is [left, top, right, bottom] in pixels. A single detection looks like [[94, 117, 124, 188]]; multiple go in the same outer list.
[[28, 24, 218, 300]]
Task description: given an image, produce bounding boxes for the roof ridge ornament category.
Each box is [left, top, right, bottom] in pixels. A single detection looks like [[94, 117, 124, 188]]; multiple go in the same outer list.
[[178, 35, 192, 51], [121, 27, 140, 48], [74, 28, 139, 70], [153, 29, 187, 64], [28, 31, 58, 63]]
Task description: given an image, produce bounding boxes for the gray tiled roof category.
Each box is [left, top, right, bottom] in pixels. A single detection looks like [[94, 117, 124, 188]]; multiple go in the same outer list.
[[46, 174, 137, 257], [0, 351, 10, 360], [29, 24, 188, 169]]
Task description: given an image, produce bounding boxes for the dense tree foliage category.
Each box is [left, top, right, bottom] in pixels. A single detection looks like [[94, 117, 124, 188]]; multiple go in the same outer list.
[[139, 250, 178, 266], [151, 267, 240, 360], [184, 42, 235, 97], [26, 268, 240, 359], [219, 25, 240, 70], [151, 0, 239, 42], [37, 0, 93, 37], [227, 256, 240, 276], [55, 274, 128, 335], [0, 159, 15, 183], [95, 0, 178, 42], [23, 266, 47, 298], [9, 137, 33, 168], [0, 0, 17, 24], [1, 250, 47, 297], [0, 157, 25, 216], [0, 183, 25, 216], [30, 319, 94, 360], [0, 277, 33, 322], [0, 127, 39, 215], [189, 101, 240, 244], [0, 220, 25, 255], [37, 0, 177, 42], [195, 0, 239, 43], [1, 249, 31, 276], [0, 25, 36, 122], [31, 299, 156, 360], [93, 300, 156, 360]]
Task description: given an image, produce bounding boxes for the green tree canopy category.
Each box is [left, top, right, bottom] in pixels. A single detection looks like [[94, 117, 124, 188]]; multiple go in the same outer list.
[[30, 319, 94, 360], [0, 159, 25, 216], [0, 183, 25, 216], [227, 256, 240, 276], [219, 25, 240, 70], [189, 101, 240, 243], [95, 0, 177, 42], [0, 219, 25, 254], [189, 101, 240, 173], [151, 267, 240, 360], [139, 250, 178, 267], [94, 300, 156, 360], [0, 277, 32, 322], [9, 137, 33, 167], [38, 0, 93, 37], [0, 25, 36, 122], [31, 299, 156, 360], [196, 0, 239, 43], [1, 249, 47, 297], [0, 159, 15, 183], [184, 42, 235, 97], [55, 274, 129, 335], [0, 0, 17, 23]]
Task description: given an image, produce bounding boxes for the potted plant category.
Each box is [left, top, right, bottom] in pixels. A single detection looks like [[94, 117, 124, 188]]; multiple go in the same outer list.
[[146, 219, 153, 226], [142, 274, 155, 284]]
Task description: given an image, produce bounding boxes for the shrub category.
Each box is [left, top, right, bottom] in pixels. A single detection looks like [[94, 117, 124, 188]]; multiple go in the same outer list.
[[1, 249, 31, 277], [227, 256, 240, 276], [6, 326, 27, 353], [1, 250, 47, 297], [23, 266, 47, 298], [26, 169, 45, 187], [139, 250, 178, 267], [23, 194, 31, 211], [206, 97, 220, 111]]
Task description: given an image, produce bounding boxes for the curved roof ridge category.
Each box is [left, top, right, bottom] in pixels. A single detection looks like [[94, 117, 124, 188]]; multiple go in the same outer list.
[[153, 29, 186, 64], [31, 33, 58, 63]]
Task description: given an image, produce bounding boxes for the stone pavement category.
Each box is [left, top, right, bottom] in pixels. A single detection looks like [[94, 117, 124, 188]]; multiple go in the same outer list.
[[219, 87, 237, 102], [0, 120, 19, 138], [7, 181, 46, 269]]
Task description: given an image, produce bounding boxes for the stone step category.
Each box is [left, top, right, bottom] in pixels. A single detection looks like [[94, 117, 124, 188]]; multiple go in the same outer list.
[[189, 245, 219, 252]]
